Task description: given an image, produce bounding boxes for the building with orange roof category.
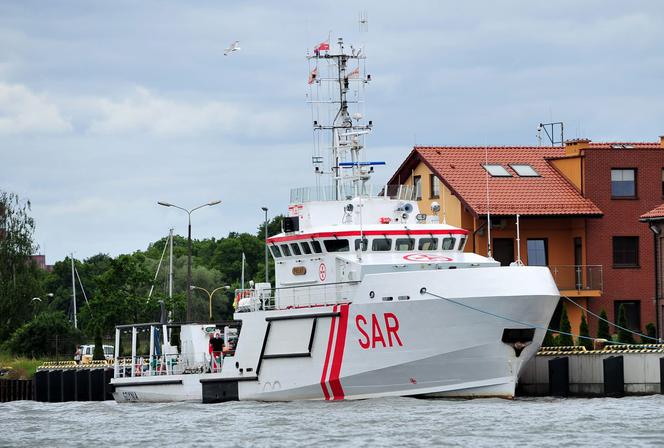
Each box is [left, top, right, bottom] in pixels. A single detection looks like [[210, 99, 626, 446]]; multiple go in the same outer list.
[[389, 135, 664, 341], [639, 202, 664, 340]]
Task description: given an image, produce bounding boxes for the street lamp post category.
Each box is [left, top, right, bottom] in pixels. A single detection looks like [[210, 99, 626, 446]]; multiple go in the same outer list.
[[158, 200, 221, 321], [190, 285, 230, 321], [261, 207, 269, 284]]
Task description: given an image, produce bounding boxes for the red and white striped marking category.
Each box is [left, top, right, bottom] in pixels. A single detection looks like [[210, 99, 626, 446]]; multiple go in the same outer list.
[[320, 304, 350, 400]]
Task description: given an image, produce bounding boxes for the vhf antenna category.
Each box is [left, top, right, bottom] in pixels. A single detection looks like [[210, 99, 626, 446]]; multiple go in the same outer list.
[[537, 122, 564, 146]]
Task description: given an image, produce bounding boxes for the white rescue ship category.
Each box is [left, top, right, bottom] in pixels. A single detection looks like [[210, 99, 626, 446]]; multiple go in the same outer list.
[[112, 38, 559, 403]]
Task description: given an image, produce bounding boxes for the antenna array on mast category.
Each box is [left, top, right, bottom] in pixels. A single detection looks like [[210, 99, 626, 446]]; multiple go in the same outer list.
[[306, 37, 375, 199]]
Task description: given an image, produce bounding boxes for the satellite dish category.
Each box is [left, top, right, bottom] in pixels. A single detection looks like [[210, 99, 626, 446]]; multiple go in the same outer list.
[[431, 201, 441, 213]]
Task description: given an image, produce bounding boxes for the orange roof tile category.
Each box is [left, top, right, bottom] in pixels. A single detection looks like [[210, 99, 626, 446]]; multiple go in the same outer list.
[[640, 203, 664, 220], [391, 146, 603, 217]]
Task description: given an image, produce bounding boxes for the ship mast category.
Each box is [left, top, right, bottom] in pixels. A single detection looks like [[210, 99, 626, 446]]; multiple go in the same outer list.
[[307, 38, 374, 200]]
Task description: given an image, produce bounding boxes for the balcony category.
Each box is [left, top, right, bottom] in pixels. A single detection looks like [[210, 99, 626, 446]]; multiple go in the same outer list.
[[549, 265, 603, 297]]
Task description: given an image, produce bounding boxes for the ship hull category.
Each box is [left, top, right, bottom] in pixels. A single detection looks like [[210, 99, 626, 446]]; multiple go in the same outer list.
[[112, 266, 559, 403]]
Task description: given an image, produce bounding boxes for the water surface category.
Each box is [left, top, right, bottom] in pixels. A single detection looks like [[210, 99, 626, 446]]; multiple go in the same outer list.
[[2, 396, 663, 447]]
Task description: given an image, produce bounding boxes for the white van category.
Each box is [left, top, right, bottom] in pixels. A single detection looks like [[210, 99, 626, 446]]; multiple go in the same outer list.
[[79, 344, 114, 363]]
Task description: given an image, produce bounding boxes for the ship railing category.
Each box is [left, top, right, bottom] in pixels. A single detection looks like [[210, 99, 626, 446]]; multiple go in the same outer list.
[[548, 265, 603, 292], [236, 281, 360, 311], [115, 354, 184, 378], [290, 184, 415, 203], [115, 351, 228, 378]]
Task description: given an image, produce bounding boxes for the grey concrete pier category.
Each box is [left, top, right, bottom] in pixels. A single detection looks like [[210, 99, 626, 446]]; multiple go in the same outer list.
[[518, 345, 664, 397]]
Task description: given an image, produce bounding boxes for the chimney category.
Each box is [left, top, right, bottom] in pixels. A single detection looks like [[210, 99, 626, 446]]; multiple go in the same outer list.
[[660, 135, 664, 148], [564, 138, 591, 155]]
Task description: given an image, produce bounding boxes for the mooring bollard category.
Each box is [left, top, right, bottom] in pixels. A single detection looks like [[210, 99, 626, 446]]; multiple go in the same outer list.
[[548, 357, 569, 397]]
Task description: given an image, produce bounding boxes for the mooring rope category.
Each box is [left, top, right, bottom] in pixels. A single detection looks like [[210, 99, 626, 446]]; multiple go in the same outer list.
[[420, 287, 628, 345], [562, 295, 661, 343]]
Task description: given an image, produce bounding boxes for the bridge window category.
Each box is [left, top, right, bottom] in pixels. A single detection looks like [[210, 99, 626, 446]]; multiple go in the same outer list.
[[270, 245, 282, 258], [442, 237, 455, 250], [290, 243, 302, 256], [355, 238, 368, 251], [280, 244, 292, 257], [372, 238, 392, 251], [418, 238, 437, 250], [300, 242, 312, 254], [311, 240, 322, 253], [324, 239, 350, 252], [458, 237, 466, 251], [395, 238, 415, 251]]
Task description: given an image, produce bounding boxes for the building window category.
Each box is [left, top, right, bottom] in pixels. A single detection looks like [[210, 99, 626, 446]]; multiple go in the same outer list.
[[611, 168, 636, 198], [613, 236, 639, 267], [510, 164, 540, 177], [430, 175, 440, 199], [482, 164, 511, 177], [413, 176, 422, 200], [527, 239, 548, 266], [614, 300, 641, 332]]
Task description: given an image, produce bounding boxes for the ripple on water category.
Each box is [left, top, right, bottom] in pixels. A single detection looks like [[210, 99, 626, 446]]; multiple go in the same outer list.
[[1, 396, 664, 447]]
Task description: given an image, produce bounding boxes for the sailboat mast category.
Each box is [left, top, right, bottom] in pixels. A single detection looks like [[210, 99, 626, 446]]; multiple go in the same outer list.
[[71, 253, 77, 329], [168, 228, 174, 299]]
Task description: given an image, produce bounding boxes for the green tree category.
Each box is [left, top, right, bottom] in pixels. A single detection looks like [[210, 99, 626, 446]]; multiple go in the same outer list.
[[557, 304, 573, 346], [578, 313, 593, 349], [616, 304, 635, 344], [93, 332, 105, 360], [3, 311, 81, 357], [0, 191, 43, 341], [597, 309, 611, 340]]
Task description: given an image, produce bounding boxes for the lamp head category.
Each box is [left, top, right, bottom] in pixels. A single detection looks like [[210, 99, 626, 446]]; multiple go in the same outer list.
[[207, 200, 222, 206], [158, 201, 173, 207], [261, 207, 268, 212]]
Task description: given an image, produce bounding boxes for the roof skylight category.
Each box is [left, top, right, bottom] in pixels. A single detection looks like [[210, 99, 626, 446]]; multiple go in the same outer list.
[[482, 164, 511, 177], [510, 164, 540, 177]]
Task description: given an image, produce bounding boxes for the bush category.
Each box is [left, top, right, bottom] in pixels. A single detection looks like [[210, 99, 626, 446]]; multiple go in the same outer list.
[[542, 330, 557, 347], [557, 304, 573, 346], [597, 309, 611, 340], [2, 311, 82, 357], [578, 313, 593, 349], [616, 304, 635, 344], [643, 323, 657, 344]]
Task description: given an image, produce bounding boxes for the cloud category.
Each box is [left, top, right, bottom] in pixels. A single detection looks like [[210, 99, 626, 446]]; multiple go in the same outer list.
[[84, 86, 297, 138], [0, 82, 73, 134]]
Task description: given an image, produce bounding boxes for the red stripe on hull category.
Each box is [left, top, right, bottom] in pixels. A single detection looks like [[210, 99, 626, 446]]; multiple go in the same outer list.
[[328, 304, 350, 400], [320, 305, 338, 400], [267, 228, 468, 244]]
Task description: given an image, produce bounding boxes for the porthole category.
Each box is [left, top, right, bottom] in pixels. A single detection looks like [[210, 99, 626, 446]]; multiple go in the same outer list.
[[398, 295, 410, 301]]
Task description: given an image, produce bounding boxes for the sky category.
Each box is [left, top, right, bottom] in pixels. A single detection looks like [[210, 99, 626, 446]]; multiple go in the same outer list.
[[1, 0, 663, 264]]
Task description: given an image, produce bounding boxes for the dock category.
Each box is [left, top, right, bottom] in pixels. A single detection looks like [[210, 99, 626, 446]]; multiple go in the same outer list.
[[518, 345, 664, 397]]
